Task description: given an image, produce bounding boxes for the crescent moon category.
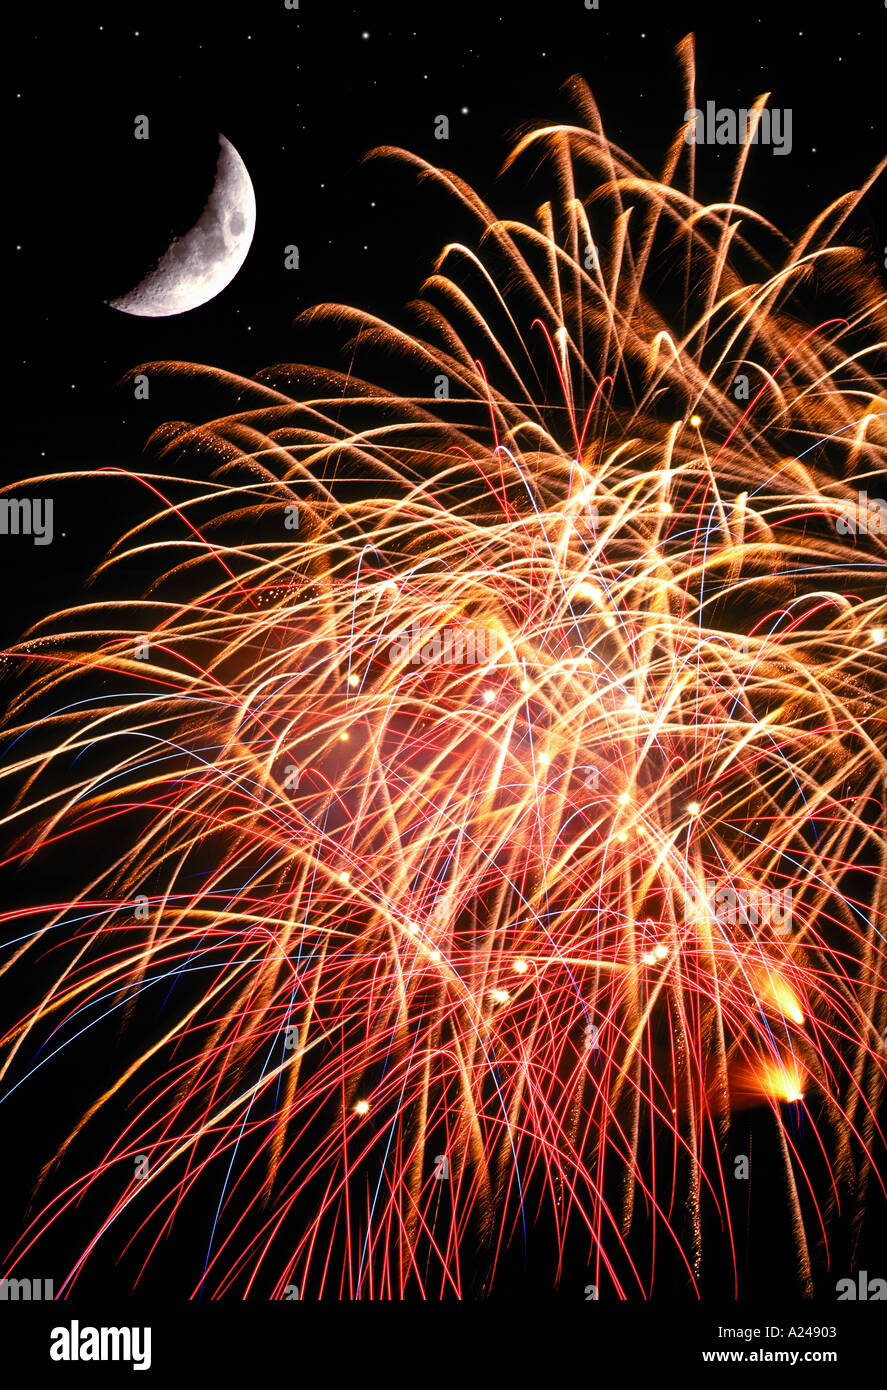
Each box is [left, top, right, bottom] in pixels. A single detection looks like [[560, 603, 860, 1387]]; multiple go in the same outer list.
[[109, 133, 256, 317]]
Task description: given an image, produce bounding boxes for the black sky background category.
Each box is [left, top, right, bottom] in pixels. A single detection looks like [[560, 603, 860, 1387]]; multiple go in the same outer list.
[[7, 1, 886, 635], [3, 0, 887, 1322]]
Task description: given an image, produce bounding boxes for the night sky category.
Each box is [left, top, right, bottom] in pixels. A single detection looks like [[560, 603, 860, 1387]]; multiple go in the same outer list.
[[3, 0, 887, 1364], [9, 4, 886, 616]]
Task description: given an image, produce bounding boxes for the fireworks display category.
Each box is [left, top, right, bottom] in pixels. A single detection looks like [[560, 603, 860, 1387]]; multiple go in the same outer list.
[[2, 58, 886, 1301]]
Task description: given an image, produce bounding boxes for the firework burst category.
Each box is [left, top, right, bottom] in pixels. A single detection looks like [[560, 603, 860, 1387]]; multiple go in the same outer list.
[[2, 52, 887, 1299]]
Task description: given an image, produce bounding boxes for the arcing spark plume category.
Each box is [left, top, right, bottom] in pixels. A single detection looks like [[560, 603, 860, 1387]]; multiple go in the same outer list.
[[2, 52, 886, 1298]]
